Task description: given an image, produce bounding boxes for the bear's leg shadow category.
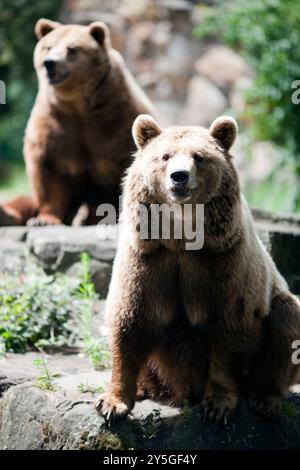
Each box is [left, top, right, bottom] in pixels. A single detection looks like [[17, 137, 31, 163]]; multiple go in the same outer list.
[[247, 292, 300, 418]]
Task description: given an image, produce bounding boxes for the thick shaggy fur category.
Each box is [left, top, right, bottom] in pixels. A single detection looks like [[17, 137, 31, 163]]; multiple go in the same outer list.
[[0, 19, 153, 226], [96, 115, 300, 424]]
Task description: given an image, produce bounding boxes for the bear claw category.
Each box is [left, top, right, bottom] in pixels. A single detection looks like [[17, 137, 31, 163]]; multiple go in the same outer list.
[[201, 389, 237, 426], [27, 215, 62, 226], [249, 395, 282, 420], [95, 392, 129, 424], [201, 402, 230, 425]]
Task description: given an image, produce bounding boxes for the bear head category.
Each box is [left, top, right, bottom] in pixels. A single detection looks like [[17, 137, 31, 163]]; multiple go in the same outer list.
[[131, 115, 239, 206], [34, 19, 111, 90]]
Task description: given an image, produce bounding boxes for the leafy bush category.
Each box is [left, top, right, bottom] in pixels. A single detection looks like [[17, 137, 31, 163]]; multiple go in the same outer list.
[[0, 253, 110, 369], [0, 267, 78, 354], [195, 0, 300, 207]]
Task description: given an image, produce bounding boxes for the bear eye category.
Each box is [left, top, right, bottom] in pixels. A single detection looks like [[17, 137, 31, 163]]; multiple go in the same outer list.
[[68, 47, 78, 56], [162, 154, 170, 162], [193, 153, 204, 164]]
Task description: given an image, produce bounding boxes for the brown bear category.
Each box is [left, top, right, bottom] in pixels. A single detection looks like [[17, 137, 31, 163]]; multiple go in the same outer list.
[[96, 114, 300, 424], [0, 19, 154, 226]]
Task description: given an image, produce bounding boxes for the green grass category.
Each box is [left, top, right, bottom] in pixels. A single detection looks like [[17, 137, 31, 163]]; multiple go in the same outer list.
[[0, 164, 30, 203], [240, 134, 298, 213], [244, 175, 297, 213]]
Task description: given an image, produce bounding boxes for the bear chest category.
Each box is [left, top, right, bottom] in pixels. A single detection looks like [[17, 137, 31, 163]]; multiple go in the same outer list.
[[153, 250, 226, 328], [45, 116, 90, 176], [176, 253, 223, 327], [47, 115, 133, 183]]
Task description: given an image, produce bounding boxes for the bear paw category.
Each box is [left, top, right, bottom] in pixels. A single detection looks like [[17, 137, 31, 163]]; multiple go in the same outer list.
[[201, 389, 238, 425], [249, 395, 282, 420], [27, 214, 62, 226], [95, 392, 129, 424]]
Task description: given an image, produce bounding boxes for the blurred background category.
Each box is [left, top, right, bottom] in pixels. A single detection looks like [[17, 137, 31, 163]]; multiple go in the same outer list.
[[0, 0, 300, 212]]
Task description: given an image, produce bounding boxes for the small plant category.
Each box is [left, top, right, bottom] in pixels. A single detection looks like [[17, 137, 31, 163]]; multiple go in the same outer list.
[[282, 401, 299, 419], [77, 382, 105, 395], [77, 253, 110, 370], [180, 398, 192, 417], [33, 357, 60, 391], [141, 409, 162, 439]]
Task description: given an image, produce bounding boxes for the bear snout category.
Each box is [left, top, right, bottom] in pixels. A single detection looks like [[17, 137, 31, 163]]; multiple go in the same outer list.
[[168, 171, 192, 202], [44, 59, 56, 73], [169, 170, 192, 200], [43, 59, 70, 85], [170, 170, 189, 185]]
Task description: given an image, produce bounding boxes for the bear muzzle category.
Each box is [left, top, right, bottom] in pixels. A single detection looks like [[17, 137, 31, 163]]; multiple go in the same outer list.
[[167, 170, 192, 201], [43, 59, 70, 85]]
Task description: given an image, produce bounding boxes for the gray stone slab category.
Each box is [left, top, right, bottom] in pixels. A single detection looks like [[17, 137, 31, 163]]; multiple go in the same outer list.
[[1, 372, 300, 450]]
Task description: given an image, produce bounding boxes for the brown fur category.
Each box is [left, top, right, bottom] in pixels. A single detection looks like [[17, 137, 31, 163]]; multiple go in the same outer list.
[[0, 196, 37, 225], [96, 115, 300, 424], [0, 20, 154, 226]]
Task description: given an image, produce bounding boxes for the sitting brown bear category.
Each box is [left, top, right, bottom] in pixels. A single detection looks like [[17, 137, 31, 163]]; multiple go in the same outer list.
[[0, 19, 153, 226], [96, 114, 300, 424]]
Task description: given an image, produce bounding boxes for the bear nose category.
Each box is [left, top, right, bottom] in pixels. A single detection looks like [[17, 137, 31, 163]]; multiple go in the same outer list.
[[44, 60, 56, 72], [170, 171, 189, 184]]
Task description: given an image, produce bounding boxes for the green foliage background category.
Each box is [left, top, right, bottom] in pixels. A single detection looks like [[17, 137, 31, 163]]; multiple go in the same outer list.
[[195, 0, 300, 209], [0, 0, 61, 165]]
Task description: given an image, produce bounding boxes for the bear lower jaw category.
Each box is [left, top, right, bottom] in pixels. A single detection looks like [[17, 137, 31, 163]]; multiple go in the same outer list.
[[48, 71, 70, 85], [169, 187, 192, 202]]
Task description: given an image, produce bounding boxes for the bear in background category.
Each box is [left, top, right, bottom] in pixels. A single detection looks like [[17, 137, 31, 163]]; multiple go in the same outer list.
[[0, 19, 154, 226], [96, 114, 300, 424]]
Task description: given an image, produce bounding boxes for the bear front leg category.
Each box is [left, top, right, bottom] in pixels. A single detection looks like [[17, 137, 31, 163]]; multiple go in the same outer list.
[[26, 160, 70, 226], [96, 323, 154, 423], [247, 292, 300, 419], [96, 239, 162, 423], [202, 347, 239, 425]]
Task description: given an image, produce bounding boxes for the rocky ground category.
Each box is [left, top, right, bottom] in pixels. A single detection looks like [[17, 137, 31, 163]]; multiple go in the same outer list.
[[1, 351, 300, 450], [0, 212, 300, 449]]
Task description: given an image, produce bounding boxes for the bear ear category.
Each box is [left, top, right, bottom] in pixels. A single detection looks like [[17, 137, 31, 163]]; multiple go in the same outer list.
[[132, 115, 162, 150], [89, 22, 111, 48], [35, 18, 61, 40], [209, 116, 238, 151]]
